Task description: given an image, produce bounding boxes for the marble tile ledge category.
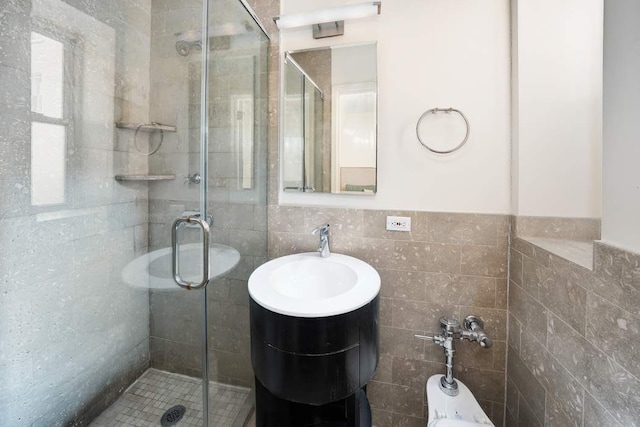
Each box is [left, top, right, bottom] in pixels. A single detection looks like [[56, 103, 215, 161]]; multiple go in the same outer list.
[[518, 236, 594, 270]]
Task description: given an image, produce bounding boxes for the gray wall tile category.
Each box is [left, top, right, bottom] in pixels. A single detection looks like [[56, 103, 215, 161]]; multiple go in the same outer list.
[[510, 248, 523, 286], [547, 312, 640, 425], [379, 269, 427, 300], [392, 300, 459, 331], [505, 378, 519, 420], [455, 364, 505, 403], [583, 393, 622, 427], [425, 274, 497, 308], [517, 395, 543, 427], [372, 408, 393, 427], [508, 311, 522, 354], [394, 241, 461, 273], [391, 357, 444, 389], [367, 381, 424, 418], [507, 348, 546, 421], [515, 216, 601, 240], [585, 292, 640, 376], [461, 245, 508, 278], [538, 264, 587, 335], [509, 282, 547, 344], [593, 241, 640, 317], [380, 326, 425, 360], [519, 332, 584, 422], [508, 231, 640, 427]]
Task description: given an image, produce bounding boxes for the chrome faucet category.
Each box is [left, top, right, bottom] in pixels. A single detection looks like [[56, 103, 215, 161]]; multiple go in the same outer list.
[[415, 315, 492, 396], [311, 224, 331, 258]]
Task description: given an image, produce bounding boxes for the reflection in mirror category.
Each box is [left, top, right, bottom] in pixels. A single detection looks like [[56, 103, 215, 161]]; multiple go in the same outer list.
[[282, 43, 377, 195]]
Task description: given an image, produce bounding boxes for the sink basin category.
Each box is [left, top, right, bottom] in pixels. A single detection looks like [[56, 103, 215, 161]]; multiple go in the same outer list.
[[122, 243, 241, 290], [248, 252, 380, 317]]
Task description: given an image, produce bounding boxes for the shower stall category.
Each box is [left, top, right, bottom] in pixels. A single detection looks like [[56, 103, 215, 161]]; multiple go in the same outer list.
[[0, 0, 269, 425]]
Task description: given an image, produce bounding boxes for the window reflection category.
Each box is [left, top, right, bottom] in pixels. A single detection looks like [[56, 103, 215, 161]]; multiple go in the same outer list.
[[31, 123, 66, 206], [31, 32, 64, 118], [30, 31, 67, 206]]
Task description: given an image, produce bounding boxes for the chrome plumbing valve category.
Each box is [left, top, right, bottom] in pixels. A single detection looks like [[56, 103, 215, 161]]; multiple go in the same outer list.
[[462, 316, 493, 348], [415, 315, 492, 396]]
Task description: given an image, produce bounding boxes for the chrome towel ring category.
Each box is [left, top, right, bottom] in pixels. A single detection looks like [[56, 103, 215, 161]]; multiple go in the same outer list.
[[416, 108, 470, 154], [133, 122, 165, 156]]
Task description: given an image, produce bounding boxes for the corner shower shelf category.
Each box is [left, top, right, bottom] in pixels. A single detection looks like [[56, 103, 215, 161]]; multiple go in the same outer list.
[[115, 174, 176, 182], [115, 122, 177, 132]]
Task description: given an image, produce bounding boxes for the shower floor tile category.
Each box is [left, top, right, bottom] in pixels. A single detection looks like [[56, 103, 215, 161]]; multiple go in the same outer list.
[[90, 368, 251, 427]]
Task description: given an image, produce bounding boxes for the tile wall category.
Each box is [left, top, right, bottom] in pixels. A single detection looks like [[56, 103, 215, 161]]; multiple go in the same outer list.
[[268, 207, 510, 426], [0, 0, 152, 424], [514, 216, 601, 240], [507, 237, 640, 426]]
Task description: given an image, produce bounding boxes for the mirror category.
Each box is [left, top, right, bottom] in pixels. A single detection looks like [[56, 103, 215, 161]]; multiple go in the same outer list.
[[282, 43, 377, 195]]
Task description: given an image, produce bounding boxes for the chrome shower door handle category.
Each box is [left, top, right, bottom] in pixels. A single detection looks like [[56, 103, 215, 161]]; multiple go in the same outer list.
[[171, 216, 210, 290]]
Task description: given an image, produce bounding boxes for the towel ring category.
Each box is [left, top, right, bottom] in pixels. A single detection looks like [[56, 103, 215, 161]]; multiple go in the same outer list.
[[416, 108, 470, 154], [133, 123, 165, 156]]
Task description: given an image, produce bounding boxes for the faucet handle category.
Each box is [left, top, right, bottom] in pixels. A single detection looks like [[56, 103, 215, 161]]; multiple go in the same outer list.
[[311, 223, 330, 235]]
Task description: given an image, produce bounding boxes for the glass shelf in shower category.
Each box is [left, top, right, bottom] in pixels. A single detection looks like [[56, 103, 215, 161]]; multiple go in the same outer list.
[[115, 122, 177, 132], [115, 174, 176, 182]]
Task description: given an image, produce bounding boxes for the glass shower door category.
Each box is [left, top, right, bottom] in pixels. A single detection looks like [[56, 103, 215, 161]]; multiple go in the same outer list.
[[146, 0, 269, 425], [201, 0, 270, 424]]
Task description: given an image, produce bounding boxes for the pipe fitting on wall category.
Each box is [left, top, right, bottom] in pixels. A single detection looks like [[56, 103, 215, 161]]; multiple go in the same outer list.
[[415, 315, 492, 396]]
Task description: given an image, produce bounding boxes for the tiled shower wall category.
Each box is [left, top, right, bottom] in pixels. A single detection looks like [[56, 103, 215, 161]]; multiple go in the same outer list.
[[507, 237, 640, 426], [268, 208, 510, 426], [0, 0, 152, 425], [146, 0, 269, 387]]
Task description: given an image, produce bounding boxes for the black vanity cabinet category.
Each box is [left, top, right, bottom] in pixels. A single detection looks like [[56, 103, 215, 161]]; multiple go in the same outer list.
[[250, 295, 379, 427]]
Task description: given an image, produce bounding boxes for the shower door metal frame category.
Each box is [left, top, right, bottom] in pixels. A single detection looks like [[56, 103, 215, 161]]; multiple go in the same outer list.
[[198, 0, 211, 424]]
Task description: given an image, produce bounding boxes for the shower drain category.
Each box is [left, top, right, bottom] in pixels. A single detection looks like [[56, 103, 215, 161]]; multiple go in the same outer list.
[[161, 405, 186, 426]]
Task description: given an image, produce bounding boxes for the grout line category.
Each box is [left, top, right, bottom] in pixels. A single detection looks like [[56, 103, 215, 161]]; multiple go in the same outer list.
[[551, 310, 640, 385], [581, 388, 586, 427]]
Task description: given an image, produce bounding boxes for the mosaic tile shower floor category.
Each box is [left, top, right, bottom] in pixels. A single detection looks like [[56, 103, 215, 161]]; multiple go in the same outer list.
[[90, 369, 251, 427]]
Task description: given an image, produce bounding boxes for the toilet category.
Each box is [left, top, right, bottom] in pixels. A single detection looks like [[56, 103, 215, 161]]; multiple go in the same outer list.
[[426, 375, 494, 426]]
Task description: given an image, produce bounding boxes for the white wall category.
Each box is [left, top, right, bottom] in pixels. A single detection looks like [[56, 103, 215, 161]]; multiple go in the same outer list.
[[512, 0, 603, 218], [279, 0, 511, 214], [332, 43, 377, 85], [602, 0, 640, 253]]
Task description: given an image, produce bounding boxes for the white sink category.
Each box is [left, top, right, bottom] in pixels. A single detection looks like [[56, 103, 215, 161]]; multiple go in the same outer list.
[[248, 253, 380, 318], [122, 243, 241, 291]]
